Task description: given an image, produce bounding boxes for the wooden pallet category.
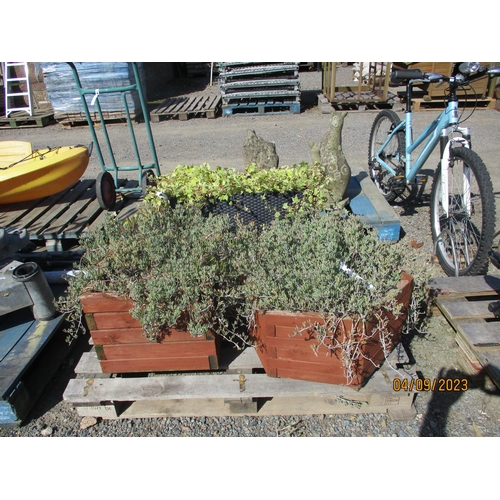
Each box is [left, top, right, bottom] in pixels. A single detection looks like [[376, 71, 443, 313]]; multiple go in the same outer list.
[[318, 91, 398, 113], [0, 310, 69, 427], [54, 110, 143, 128], [0, 109, 54, 128], [0, 179, 141, 252], [411, 97, 497, 111], [430, 274, 500, 388], [63, 342, 417, 421], [150, 94, 221, 122]]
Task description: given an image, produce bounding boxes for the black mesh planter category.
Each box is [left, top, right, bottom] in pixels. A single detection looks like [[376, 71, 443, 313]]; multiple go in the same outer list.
[[202, 191, 303, 229]]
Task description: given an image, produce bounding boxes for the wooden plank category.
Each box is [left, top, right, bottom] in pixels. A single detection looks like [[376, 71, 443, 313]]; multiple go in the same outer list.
[[89, 328, 209, 344], [436, 297, 497, 321], [75, 343, 409, 375], [101, 340, 217, 359], [430, 274, 500, 297], [347, 165, 401, 242], [76, 392, 415, 420], [0, 199, 43, 227], [453, 320, 500, 348], [25, 180, 95, 238], [92, 311, 142, 330], [80, 293, 133, 313], [64, 367, 406, 403], [7, 190, 72, 235], [47, 195, 101, 239], [474, 349, 500, 388], [98, 356, 213, 373]]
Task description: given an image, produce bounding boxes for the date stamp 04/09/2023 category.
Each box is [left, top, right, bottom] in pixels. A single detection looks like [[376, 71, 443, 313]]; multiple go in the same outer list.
[[393, 377, 469, 392]]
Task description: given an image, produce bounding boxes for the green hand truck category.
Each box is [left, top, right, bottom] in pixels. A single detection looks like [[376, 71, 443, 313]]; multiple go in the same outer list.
[[67, 62, 161, 210]]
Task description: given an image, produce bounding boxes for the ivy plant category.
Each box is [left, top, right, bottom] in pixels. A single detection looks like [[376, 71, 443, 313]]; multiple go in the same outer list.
[[144, 162, 335, 215]]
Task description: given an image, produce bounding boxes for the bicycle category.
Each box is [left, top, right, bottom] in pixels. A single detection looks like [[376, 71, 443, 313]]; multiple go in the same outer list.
[[368, 62, 500, 277]]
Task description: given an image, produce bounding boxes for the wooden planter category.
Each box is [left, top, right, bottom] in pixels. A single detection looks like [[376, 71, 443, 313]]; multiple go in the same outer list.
[[250, 272, 413, 388], [80, 293, 220, 374]]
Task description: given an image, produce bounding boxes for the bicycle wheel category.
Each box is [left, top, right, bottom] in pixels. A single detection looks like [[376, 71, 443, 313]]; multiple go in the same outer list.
[[368, 110, 405, 202], [430, 147, 495, 276]]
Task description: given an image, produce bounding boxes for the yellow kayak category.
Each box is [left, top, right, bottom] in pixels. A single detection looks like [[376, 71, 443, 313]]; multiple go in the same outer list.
[[0, 141, 89, 204]]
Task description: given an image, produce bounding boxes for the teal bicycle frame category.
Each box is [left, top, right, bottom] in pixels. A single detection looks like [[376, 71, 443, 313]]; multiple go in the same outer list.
[[374, 99, 470, 184]]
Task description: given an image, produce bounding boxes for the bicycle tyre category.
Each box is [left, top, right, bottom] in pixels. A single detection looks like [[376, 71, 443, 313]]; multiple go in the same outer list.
[[368, 109, 405, 202], [430, 147, 495, 276]]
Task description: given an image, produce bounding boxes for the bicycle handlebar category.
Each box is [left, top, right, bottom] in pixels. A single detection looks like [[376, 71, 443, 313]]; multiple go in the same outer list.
[[390, 63, 500, 87]]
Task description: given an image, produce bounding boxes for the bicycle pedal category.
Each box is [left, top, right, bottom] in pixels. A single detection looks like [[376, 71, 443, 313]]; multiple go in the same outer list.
[[415, 174, 428, 184]]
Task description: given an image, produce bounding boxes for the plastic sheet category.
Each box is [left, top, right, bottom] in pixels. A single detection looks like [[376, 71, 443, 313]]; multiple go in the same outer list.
[[40, 62, 146, 115]]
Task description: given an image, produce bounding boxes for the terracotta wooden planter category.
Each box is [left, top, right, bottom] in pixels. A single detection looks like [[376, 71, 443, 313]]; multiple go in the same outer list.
[[250, 272, 414, 388], [80, 293, 220, 374]]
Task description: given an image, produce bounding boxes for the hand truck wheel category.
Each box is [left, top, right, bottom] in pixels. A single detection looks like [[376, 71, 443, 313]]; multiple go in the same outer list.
[[96, 171, 117, 210]]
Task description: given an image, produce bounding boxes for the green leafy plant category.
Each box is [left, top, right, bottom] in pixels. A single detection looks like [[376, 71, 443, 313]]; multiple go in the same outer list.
[[57, 204, 250, 347], [228, 211, 433, 383], [57, 199, 433, 383], [144, 162, 335, 215]]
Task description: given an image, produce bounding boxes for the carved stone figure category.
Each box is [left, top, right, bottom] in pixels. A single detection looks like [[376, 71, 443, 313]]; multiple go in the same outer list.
[[243, 129, 279, 170], [309, 111, 352, 206]]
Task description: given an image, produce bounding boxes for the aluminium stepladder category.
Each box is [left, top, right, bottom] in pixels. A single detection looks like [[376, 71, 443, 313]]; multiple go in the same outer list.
[[3, 62, 33, 117]]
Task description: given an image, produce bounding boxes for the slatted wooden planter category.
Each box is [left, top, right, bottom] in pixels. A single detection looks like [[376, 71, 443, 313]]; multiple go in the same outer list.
[[250, 272, 414, 388], [80, 293, 220, 374]]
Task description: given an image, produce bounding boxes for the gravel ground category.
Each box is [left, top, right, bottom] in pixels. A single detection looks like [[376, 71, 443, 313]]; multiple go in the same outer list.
[[1, 68, 500, 438]]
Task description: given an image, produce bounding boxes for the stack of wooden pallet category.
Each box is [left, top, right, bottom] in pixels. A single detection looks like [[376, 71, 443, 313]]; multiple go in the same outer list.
[[218, 62, 301, 116], [430, 274, 500, 389]]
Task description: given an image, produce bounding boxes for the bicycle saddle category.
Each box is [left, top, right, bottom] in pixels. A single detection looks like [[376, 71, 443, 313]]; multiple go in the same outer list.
[[390, 70, 445, 86]]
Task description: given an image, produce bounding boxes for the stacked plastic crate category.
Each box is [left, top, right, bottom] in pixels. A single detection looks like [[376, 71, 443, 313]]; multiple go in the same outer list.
[[218, 62, 300, 116]]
